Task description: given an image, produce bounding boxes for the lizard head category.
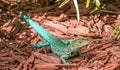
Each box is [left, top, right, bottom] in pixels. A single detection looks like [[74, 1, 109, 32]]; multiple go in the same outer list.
[[64, 39, 89, 57], [71, 39, 89, 48]]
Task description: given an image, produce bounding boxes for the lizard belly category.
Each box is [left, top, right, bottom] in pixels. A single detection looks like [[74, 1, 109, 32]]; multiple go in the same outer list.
[[61, 50, 79, 59], [49, 42, 68, 56], [56, 47, 79, 59]]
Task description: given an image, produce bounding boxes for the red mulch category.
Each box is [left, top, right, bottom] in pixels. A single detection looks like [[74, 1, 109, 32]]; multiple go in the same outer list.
[[0, 0, 120, 70]]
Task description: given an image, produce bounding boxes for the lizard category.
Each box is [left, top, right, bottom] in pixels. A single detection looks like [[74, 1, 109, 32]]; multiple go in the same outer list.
[[21, 14, 89, 63]]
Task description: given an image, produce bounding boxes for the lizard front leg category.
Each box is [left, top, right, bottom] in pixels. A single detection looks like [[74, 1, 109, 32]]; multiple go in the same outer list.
[[60, 56, 68, 64]]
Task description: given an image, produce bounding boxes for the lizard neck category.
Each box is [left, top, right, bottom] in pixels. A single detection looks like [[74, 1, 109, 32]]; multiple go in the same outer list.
[[21, 14, 60, 42]]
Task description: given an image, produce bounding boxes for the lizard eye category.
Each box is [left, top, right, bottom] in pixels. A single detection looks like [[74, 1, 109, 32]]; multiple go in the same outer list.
[[79, 41, 82, 43], [71, 52, 77, 55]]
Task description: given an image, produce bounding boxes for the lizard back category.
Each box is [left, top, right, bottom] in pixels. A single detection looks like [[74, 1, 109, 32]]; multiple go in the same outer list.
[[21, 14, 61, 42], [21, 14, 67, 50]]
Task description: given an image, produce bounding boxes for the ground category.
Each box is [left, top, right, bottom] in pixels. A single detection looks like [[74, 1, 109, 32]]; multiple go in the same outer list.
[[0, 0, 120, 70]]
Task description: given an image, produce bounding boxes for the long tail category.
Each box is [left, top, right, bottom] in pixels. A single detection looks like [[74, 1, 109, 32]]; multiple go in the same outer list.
[[21, 14, 58, 42]]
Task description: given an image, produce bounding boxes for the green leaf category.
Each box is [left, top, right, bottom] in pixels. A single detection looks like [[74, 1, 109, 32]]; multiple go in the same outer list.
[[90, 0, 100, 14], [58, 0, 70, 8], [58, 0, 80, 22], [73, 0, 80, 22], [111, 22, 120, 40], [86, 0, 91, 8]]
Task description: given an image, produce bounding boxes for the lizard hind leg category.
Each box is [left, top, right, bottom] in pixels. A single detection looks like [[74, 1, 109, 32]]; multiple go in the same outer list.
[[32, 42, 50, 48], [78, 51, 85, 56]]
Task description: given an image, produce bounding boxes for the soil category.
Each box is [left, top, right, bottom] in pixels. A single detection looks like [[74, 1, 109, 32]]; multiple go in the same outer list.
[[0, 0, 120, 70]]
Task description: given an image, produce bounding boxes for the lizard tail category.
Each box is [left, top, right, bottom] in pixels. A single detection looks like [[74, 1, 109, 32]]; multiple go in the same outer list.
[[21, 14, 58, 42]]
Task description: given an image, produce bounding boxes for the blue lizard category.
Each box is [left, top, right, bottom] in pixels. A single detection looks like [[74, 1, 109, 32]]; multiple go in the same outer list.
[[21, 14, 89, 63]]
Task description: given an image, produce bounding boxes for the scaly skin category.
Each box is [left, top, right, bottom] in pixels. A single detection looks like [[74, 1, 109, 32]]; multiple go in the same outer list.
[[21, 14, 89, 63]]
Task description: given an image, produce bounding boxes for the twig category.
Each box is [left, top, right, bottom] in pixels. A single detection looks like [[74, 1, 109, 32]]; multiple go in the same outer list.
[[99, 10, 120, 14], [45, 63, 78, 67]]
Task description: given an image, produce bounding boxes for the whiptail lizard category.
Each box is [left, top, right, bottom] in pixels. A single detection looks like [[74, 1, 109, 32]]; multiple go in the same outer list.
[[21, 14, 89, 63]]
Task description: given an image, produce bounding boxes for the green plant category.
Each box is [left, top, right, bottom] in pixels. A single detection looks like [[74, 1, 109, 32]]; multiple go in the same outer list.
[[86, 0, 91, 8], [57, 0, 80, 22], [90, 0, 100, 14], [57, 0, 101, 22], [86, 0, 100, 13], [111, 22, 120, 40]]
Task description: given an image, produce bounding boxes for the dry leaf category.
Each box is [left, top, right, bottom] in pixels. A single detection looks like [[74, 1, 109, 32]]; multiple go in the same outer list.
[[39, 65, 58, 70], [23, 55, 34, 70], [34, 59, 58, 70], [33, 52, 61, 64], [77, 66, 89, 70], [68, 25, 89, 35], [43, 21, 68, 34]]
